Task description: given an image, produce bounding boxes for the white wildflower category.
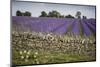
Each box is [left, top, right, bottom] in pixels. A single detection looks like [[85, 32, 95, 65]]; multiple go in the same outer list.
[[36, 61, 39, 64], [34, 55, 37, 58], [27, 50, 31, 55], [35, 52, 38, 55], [24, 50, 27, 53], [21, 56, 24, 59], [19, 51, 22, 55]]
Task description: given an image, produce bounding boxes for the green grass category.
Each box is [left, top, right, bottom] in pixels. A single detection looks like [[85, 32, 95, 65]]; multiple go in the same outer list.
[[12, 49, 96, 65]]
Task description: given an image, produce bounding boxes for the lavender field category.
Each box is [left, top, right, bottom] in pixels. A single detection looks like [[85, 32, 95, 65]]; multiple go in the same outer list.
[[12, 16, 96, 66], [12, 16, 96, 36]]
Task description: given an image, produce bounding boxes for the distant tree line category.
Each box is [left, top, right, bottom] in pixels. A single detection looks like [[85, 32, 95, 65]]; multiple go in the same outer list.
[[39, 10, 87, 19], [16, 10, 31, 16], [16, 10, 87, 19], [39, 10, 74, 18]]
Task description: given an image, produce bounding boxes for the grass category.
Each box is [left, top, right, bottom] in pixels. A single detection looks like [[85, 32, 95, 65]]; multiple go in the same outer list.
[[12, 49, 96, 65]]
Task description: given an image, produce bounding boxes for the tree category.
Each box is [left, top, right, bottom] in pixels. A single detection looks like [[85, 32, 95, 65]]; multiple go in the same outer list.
[[16, 10, 22, 16], [83, 16, 87, 19], [65, 14, 74, 18], [51, 11, 61, 18], [47, 10, 61, 18], [16, 10, 31, 16], [39, 11, 47, 17], [59, 15, 65, 18], [48, 12, 53, 17], [75, 11, 81, 19], [24, 11, 31, 16]]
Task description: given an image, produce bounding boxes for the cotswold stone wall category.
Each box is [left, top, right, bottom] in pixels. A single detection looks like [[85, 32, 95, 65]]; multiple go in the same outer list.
[[12, 31, 96, 54]]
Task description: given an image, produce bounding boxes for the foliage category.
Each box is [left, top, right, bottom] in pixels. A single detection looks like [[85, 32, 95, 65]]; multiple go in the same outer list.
[[39, 11, 47, 17], [39, 10, 65, 18], [83, 16, 87, 19], [16, 10, 23, 16], [24, 11, 31, 16], [48, 10, 61, 18], [65, 14, 75, 18], [39, 10, 76, 18], [16, 10, 31, 16], [75, 11, 81, 19]]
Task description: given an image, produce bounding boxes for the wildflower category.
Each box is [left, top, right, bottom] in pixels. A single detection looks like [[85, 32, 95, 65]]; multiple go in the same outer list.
[[19, 51, 22, 55], [35, 52, 38, 55], [24, 50, 27, 53], [36, 61, 39, 64], [21, 56, 24, 59], [27, 50, 31, 55], [34, 55, 37, 58]]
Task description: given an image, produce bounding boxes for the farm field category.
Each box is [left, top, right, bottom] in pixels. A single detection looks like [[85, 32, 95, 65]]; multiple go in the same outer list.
[[12, 16, 96, 36], [12, 16, 96, 66]]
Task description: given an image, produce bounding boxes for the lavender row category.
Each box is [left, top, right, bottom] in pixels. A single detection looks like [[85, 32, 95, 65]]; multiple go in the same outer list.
[[12, 16, 96, 36]]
